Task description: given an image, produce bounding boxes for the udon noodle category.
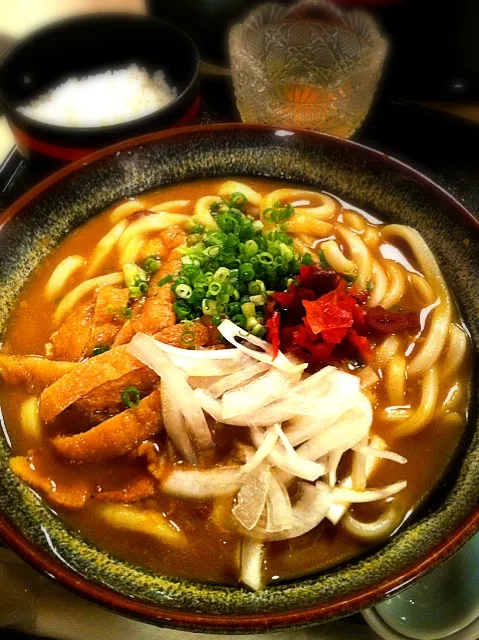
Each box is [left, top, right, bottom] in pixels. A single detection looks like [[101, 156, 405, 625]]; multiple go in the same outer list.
[[0, 178, 471, 589]]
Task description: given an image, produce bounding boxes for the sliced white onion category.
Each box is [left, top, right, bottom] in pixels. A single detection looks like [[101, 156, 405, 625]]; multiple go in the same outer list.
[[193, 389, 224, 423], [326, 434, 387, 525], [353, 445, 407, 465], [251, 425, 326, 482], [209, 362, 270, 399], [324, 480, 407, 503], [149, 337, 239, 360], [244, 482, 332, 541], [327, 448, 343, 487], [232, 464, 270, 530], [351, 435, 369, 491], [282, 369, 361, 417], [242, 425, 278, 474], [265, 472, 292, 533], [161, 466, 243, 499], [283, 369, 363, 446], [240, 539, 265, 591], [295, 394, 372, 463], [160, 379, 197, 464], [128, 333, 213, 453], [217, 319, 307, 374], [170, 351, 253, 377], [212, 367, 350, 428], [366, 435, 388, 473], [221, 368, 301, 419], [283, 413, 328, 448]]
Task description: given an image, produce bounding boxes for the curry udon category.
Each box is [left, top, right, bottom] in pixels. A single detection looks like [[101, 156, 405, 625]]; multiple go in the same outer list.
[[0, 178, 471, 589]]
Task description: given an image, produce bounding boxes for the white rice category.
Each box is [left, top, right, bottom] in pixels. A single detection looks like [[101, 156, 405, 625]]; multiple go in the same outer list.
[[18, 64, 177, 127]]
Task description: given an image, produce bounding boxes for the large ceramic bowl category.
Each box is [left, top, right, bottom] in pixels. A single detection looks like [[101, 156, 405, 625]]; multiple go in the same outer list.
[[0, 124, 478, 633]]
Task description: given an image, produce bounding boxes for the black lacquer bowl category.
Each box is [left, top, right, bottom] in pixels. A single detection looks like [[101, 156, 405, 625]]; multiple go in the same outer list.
[[0, 124, 478, 633], [0, 14, 200, 164]]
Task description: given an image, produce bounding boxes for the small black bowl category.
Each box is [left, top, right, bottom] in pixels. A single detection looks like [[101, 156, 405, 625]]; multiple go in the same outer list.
[[0, 13, 200, 164]]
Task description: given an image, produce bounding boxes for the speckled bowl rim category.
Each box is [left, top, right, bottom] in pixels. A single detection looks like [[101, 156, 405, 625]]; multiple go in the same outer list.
[[0, 124, 478, 633]]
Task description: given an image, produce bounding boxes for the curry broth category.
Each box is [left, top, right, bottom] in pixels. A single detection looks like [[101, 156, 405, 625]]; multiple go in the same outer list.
[[0, 178, 470, 585]]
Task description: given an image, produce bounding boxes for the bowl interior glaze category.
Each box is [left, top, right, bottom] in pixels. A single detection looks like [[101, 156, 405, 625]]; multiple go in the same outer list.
[[0, 124, 478, 633]]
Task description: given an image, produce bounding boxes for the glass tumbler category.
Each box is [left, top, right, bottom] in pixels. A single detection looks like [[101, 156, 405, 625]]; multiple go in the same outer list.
[[229, 0, 387, 137]]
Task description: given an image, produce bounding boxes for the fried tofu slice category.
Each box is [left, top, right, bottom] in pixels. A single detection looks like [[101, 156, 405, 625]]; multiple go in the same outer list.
[[72, 367, 159, 420], [9, 454, 89, 510], [111, 321, 136, 347], [132, 254, 182, 335], [0, 355, 77, 388], [52, 389, 163, 462], [155, 321, 212, 349], [40, 345, 143, 423], [86, 285, 130, 352], [48, 301, 94, 361]]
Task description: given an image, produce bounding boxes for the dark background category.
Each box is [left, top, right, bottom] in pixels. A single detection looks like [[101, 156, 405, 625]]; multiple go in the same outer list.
[[148, 0, 479, 101]]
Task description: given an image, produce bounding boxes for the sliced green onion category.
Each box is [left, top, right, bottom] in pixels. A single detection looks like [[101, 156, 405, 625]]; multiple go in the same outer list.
[[173, 300, 190, 320], [239, 263, 255, 281], [122, 386, 140, 408], [251, 324, 267, 338], [92, 345, 110, 357], [171, 193, 304, 327], [228, 302, 242, 316], [204, 245, 220, 258], [157, 274, 174, 287], [263, 208, 276, 222], [244, 239, 258, 256], [142, 256, 160, 275], [216, 203, 230, 215], [175, 283, 193, 299], [241, 302, 256, 318], [211, 315, 222, 326], [246, 316, 259, 330], [207, 281, 222, 296], [258, 252, 274, 265], [180, 330, 196, 345], [248, 280, 265, 295], [118, 306, 132, 320], [217, 213, 240, 233], [202, 299, 218, 315], [280, 243, 294, 261], [214, 267, 230, 283], [229, 192, 247, 208], [231, 314, 246, 328]]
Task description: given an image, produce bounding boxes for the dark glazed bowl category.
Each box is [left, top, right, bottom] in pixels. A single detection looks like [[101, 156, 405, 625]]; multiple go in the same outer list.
[[0, 124, 478, 633], [0, 14, 200, 164]]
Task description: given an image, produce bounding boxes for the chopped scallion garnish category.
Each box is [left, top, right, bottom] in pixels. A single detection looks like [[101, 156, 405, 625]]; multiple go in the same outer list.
[[92, 345, 110, 357], [180, 330, 196, 345], [157, 274, 174, 287], [168, 192, 303, 328], [142, 256, 160, 276], [122, 385, 140, 408]]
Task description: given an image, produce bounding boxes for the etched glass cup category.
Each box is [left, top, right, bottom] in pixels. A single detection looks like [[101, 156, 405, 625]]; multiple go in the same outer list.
[[229, 0, 387, 137]]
